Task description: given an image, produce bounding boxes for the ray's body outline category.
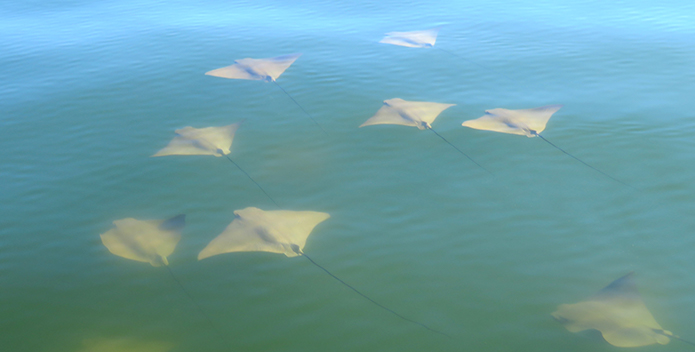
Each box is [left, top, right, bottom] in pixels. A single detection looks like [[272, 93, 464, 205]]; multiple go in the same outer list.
[[99, 215, 221, 336], [379, 26, 497, 78], [462, 105, 633, 187], [198, 207, 448, 336], [552, 272, 695, 348], [152, 122, 279, 207], [360, 98, 489, 173], [205, 53, 326, 134]]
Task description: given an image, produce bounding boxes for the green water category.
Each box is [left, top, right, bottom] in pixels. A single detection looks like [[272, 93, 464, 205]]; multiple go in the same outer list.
[[2, 0, 695, 351]]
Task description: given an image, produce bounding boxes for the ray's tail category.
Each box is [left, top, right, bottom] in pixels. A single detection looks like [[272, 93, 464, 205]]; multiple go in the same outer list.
[[273, 81, 327, 134], [672, 335, 695, 347], [428, 127, 491, 174], [165, 265, 219, 334], [225, 155, 280, 208], [653, 329, 695, 347], [300, 252, 450, 337], [536, 134, 634, 189]]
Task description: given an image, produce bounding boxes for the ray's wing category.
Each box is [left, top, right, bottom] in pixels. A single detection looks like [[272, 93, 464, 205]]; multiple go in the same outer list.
[[198, 207, 329, 260], [258, 209, 330, 254], [153, 127, 219, 157], [100, 219, 154, 264], [251, 53, 302, 81], [360, 98, 454, 129], [462, 109, 530, 136], [397, 100, 455, 127], [100, 216, 183, 267], [506, 105, 563, 135], [379, 27, 440, 48], [146, 215, 184, 263], [205, 54, 301, 81], [197, 212, 287, 259], [552, 273, 670, 347], [205, 60, 258, 80], [184, 124, 240, 156], [153, 124, 240, 157], [360, 101, 412, 128]]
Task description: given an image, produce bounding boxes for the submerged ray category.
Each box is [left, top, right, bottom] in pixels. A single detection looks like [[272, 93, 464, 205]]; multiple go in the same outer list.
[[205, 53, 325, 133], [198, 207, 447, 336], [360, 98, 488, 172], [462, 105, 561, 137], [379, 26, 494, 74], [100, 214, 185, 267], [152, 123, 241, 158], [205, 53, 301, 82], [379, 27, 440, 48], [152, 122, 279, 207], [100, 214, 220, 333], [552, 272, 695, 348], [79, 338, 174, 352], [462, 105, 631, 186]]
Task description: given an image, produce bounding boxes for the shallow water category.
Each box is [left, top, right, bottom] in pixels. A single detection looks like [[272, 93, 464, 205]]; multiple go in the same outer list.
[[2, 0, 695, 351]]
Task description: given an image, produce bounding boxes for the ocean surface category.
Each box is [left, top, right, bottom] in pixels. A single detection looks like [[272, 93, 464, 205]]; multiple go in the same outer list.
[[2, 0, 695, 351]]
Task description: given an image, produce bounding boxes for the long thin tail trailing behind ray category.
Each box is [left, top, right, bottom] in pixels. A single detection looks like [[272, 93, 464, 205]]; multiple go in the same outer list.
[[273, 81, 327, 134], [429, 127, 491, 174], [225, 155, 280, 208], [536, 134, 634, 189], [300, 252, 450, 337], [166, 265, 219, 334], [653, 329, 695, 347]]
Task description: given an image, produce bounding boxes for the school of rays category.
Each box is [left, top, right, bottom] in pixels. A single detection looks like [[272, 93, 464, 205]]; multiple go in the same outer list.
[[94, 26, 693, 349]]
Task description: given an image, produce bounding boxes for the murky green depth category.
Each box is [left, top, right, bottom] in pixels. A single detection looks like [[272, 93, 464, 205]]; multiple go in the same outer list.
[[2, 1, 695, 351]]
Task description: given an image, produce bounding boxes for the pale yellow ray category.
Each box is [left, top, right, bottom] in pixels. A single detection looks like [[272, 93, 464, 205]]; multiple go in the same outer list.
[[152, 123, 241, 157], [205, 53, 302, 82], [379, 27, 441, 48], [462, 105, 563, 137], [100, 215, 184, 267], [552, 272, 676, 347], [198, 207, 330, 260], [359, 98, 456, 130]]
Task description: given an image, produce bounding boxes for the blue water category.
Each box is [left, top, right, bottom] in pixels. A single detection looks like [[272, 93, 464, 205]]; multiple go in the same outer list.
[[2, 1, 695, 351]]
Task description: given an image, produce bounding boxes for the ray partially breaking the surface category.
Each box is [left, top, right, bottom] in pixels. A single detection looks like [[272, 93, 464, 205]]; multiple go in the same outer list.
[[360, 98, 488, 172], [100, 214, 219, 334], [205, 53, 325, 133], [552, 272, 695, 348], [152, 122, 279, 207], [198, 207, 448, 336], [462, 105, 631, 187]]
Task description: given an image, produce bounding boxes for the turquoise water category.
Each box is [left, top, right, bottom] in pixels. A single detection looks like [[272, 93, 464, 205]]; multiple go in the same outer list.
[[2, 0, 695, 351]]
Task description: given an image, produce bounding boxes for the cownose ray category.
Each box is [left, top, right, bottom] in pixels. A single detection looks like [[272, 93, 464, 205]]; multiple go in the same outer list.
[[379, 27, 441, 48], [462, 105, 632, 187], [379, 26, 490, 71], [100, 214, 218, 333], [78, 338, 174, 352], [205, 53, 325, 133], [198, 207, 448, 337], [552, 272, 695, 347], [360, 98, 488, 172], [152, 122, 279, 207], [100, 214, 185, 267]]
